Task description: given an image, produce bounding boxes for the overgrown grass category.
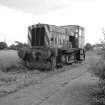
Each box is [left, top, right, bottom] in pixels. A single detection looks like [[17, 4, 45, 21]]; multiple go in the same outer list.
[[89, 83, 105, 105], [0, 64, 27, 73], [88, 50, 105, 105], [88, 59, 105, 80]]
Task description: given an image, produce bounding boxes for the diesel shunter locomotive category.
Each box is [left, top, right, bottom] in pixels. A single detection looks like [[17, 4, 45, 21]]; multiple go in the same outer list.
[[18, 23, 85, 70]]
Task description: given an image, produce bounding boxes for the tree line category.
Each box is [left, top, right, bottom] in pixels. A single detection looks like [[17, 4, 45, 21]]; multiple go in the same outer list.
[[0, 41, 94, 51], [0, 41, 28, 50]]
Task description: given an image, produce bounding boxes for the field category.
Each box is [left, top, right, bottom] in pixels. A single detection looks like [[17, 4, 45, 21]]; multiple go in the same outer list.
[[0, 50, 20, 69]]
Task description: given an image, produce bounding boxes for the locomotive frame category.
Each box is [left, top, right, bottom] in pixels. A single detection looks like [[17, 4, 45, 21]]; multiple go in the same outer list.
[[18, 23, 85, 70]]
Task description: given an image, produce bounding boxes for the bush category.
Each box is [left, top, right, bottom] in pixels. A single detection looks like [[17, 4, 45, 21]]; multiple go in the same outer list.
[[89, 58, 105, 105], [0, 42, 8, 50], [1, 64, 27, 73], [9, 41, 29, 50], [88, 59, 105, 80], [90, 86, 105, 105], [9, 44, 17, 50], [84, 43, 93, 51]]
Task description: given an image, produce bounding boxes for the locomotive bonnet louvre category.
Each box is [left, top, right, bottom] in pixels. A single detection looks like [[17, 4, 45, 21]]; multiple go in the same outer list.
[[18, 23, 85, 70]]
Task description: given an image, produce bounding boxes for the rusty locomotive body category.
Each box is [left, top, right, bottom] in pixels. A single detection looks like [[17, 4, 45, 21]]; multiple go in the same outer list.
[[18, 23, 85, 70]]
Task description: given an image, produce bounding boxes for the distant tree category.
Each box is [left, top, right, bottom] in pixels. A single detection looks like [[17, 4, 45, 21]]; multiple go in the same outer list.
[[14, 41, 23, 50], [9, 41, 28, 50], [0, 42, 8, 50], [101, 28, 105, 48], [9, 44, 17, 50], [22, 43, 29, 48], [84, 43, 93, 51]]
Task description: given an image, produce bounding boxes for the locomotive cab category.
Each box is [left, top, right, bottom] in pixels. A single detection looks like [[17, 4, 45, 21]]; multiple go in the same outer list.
[[69, 36, 78, 48]]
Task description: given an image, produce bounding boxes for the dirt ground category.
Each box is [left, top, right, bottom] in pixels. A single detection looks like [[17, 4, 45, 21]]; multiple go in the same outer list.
[[0, 50, 100, 105], [40, 73, 98, 105]]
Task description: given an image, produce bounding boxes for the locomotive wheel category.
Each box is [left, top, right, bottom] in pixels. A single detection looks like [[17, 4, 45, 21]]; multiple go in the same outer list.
[[50, 57, 56, 71]]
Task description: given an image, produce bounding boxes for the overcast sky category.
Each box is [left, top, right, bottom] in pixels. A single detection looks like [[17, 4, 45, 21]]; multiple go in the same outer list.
[[0, 0, 104, 45]]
